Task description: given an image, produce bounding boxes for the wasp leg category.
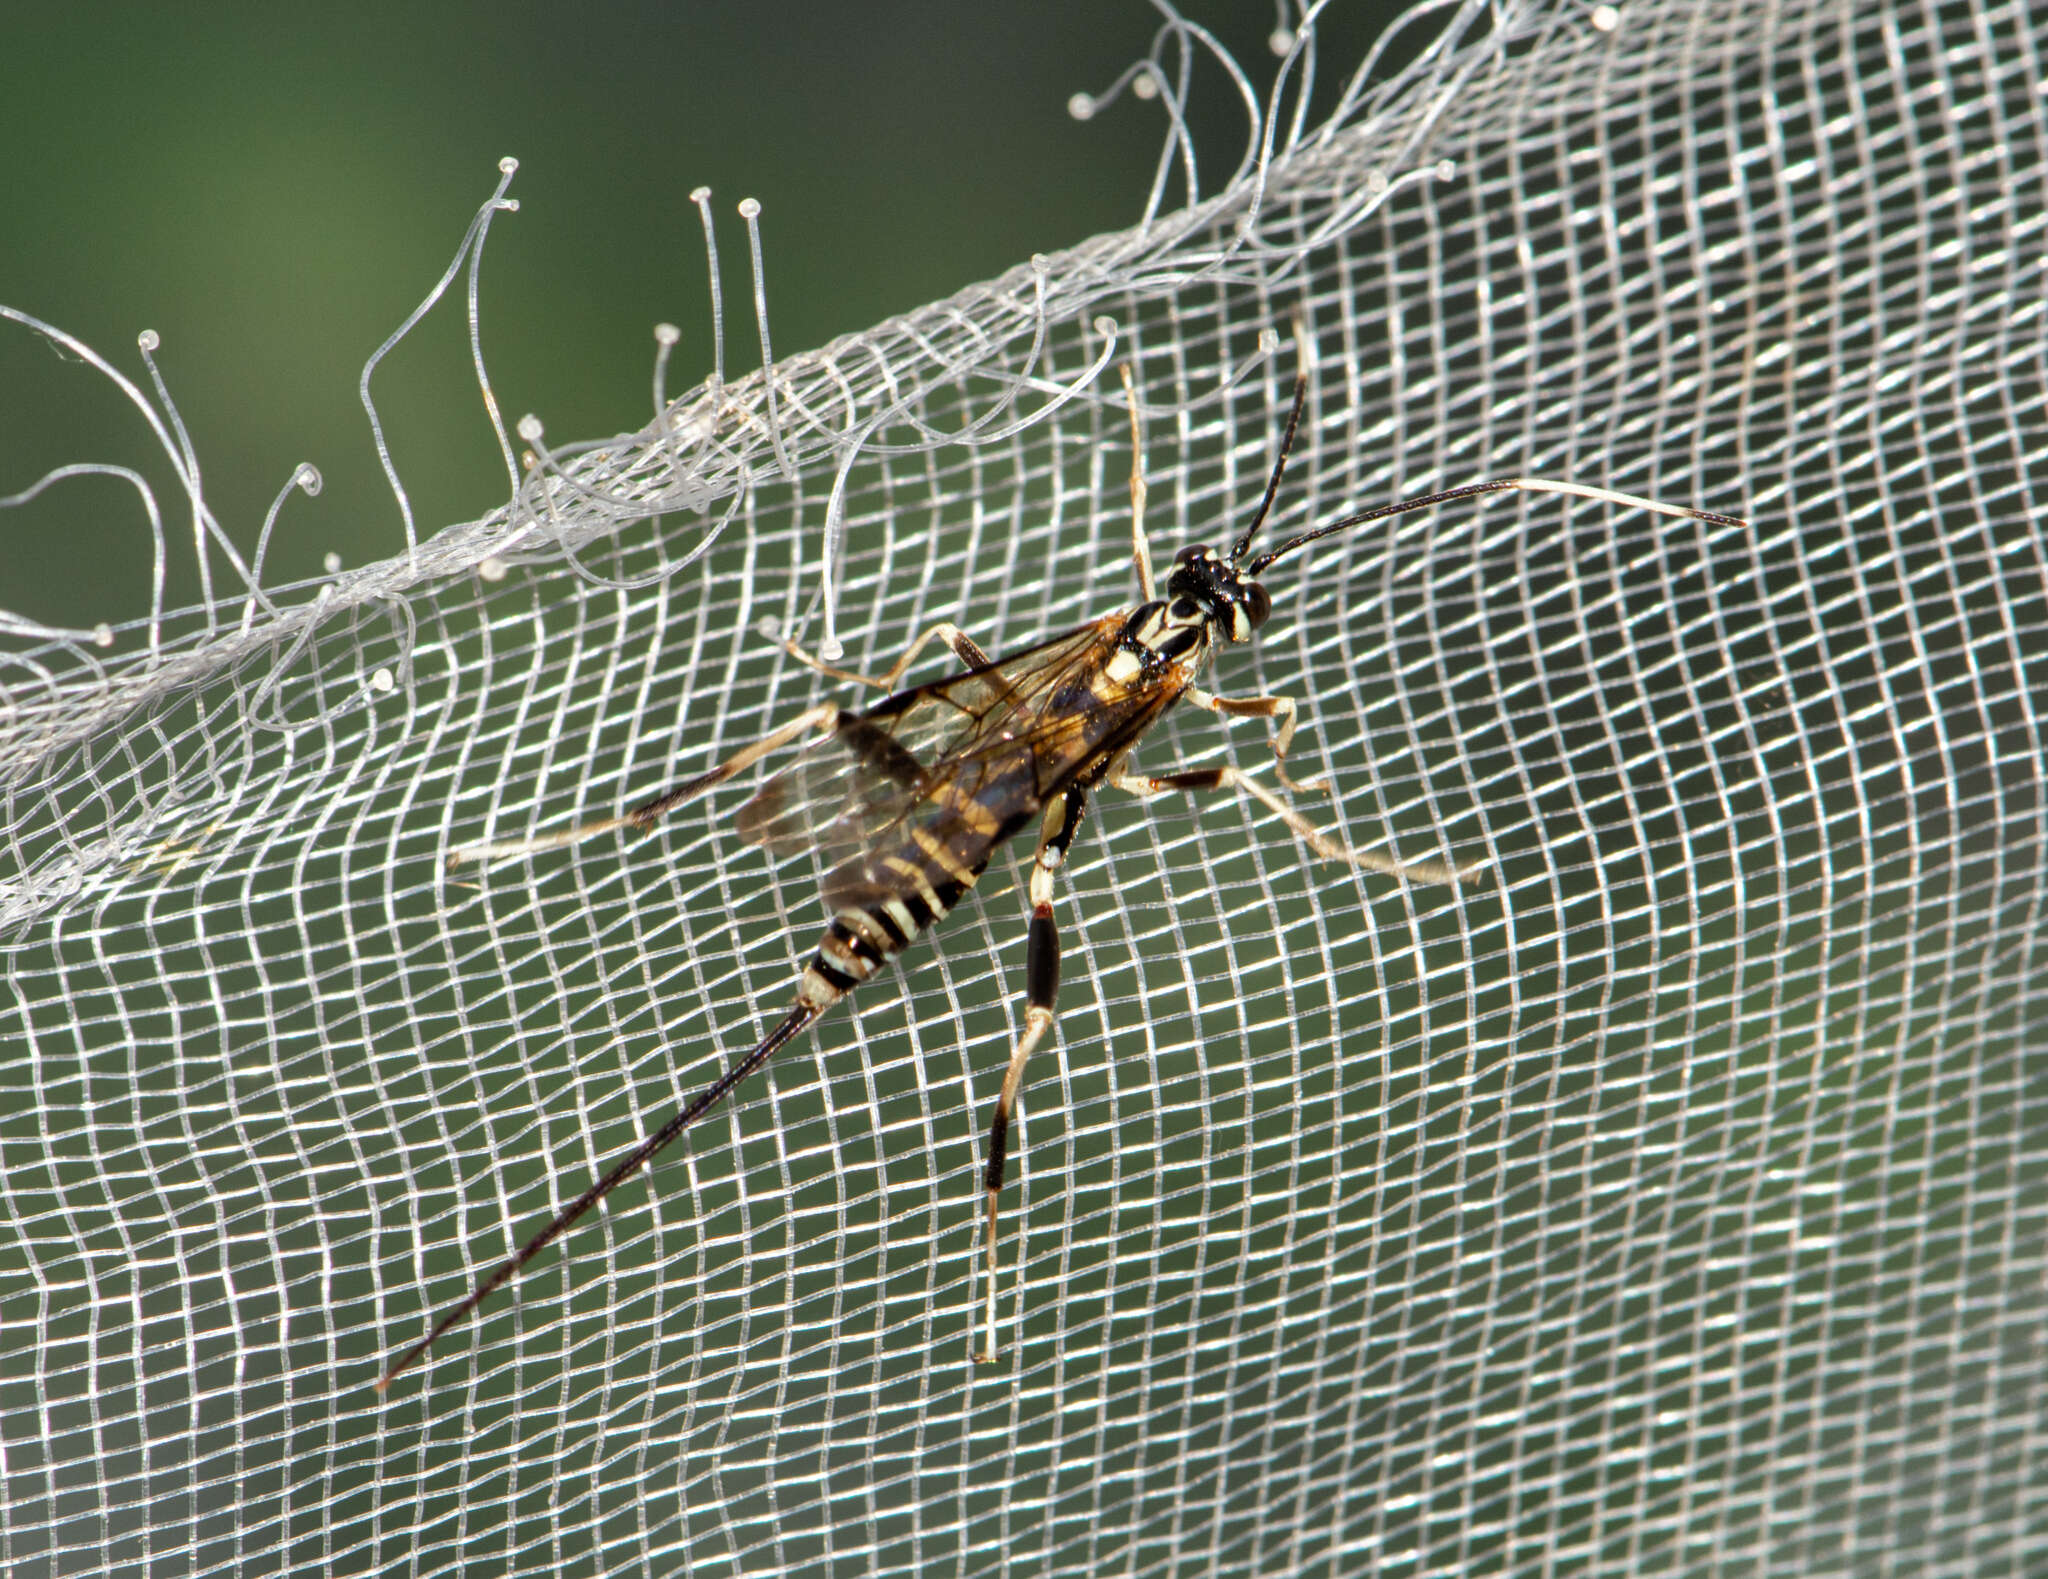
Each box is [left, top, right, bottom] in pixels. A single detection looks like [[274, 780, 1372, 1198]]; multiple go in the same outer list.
[[1121, 362, 1156, 603], [975, 785, 1089, 1364], [775, 621, 993, 693], [1185, 685, 1333, 797], [447, 702, 844, 868], [1107, 761, 1486, 888]]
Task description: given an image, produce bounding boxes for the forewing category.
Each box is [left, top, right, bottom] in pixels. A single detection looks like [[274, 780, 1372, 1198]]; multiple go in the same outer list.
[[733, 617, 1123, 856], [816, 651, 1185, 918]]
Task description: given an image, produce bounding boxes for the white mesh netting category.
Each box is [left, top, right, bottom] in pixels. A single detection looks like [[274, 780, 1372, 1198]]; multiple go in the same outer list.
[[4, 1, 2045, 1573]]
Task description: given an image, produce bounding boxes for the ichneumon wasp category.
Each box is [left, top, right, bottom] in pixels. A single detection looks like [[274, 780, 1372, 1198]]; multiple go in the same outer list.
[[377, 341, 1743, 1391]]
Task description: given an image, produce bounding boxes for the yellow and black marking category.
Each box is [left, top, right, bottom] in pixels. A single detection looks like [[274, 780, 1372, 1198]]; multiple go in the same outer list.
[[381, 342, 1743, 1392]]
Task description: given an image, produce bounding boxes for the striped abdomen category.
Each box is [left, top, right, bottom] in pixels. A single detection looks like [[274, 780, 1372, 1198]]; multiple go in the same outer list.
[[794, 775, 1042, 1014]]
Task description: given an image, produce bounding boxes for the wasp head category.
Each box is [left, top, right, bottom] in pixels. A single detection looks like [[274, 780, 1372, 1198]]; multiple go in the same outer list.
[[1164, 543, 1272, 644]]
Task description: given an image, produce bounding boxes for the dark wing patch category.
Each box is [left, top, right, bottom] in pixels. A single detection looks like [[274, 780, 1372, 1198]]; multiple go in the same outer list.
[[734, 617, 1127, 857]]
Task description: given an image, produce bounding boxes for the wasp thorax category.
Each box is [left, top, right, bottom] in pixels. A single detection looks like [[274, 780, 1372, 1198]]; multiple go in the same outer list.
[[1165, 544, 1270, 643]]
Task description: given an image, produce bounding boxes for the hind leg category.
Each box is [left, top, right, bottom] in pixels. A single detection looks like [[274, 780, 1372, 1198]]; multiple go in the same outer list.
[[447, 702, 844, 867], [974, 785, 1089, 1364]]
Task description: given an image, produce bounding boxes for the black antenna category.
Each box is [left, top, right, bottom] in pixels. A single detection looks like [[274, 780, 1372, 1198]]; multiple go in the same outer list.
[[1228, 367, 1312, 564], [1246, 478, 1747, 577]]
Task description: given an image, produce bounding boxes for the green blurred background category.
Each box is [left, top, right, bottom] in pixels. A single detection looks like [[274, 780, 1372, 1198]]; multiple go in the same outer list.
[[2, 1, 1405, 639]]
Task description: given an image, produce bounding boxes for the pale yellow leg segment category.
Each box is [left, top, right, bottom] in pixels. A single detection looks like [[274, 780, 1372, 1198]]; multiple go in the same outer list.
[[977, 1004, 1055, 1365], [1186, 684, 1329, 796], [776, 621, 991, 692], [447, 702, 842, 867], [974, 792, 1083, 1365], [1108, 762, 1486, 889]]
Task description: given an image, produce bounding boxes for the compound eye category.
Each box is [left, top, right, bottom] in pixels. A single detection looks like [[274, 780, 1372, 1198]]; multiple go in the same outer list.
[[1174, 542, 1210, 566], [1244, 581, 1272, 631]]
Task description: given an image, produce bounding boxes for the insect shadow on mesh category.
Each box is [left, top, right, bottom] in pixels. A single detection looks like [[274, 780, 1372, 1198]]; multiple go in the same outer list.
[[376, 328, 1744, 1391]]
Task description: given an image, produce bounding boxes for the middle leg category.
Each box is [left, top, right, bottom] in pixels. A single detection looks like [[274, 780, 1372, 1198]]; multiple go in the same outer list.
[[1108, 760, 1485, 889]]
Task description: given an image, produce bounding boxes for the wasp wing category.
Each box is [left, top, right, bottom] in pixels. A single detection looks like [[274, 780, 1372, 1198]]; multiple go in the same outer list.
[[735, 614, 1144, 858], [811, 622, 1193, 916]]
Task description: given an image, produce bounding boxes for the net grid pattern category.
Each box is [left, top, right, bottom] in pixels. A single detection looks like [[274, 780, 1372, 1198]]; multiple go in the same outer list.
[[3, 0, 2046, 1574]]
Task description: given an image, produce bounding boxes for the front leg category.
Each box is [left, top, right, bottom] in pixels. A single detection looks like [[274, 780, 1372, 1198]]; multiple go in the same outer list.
[[975, 784, 1089, 1364], [1187, 685, 1327, 795]]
